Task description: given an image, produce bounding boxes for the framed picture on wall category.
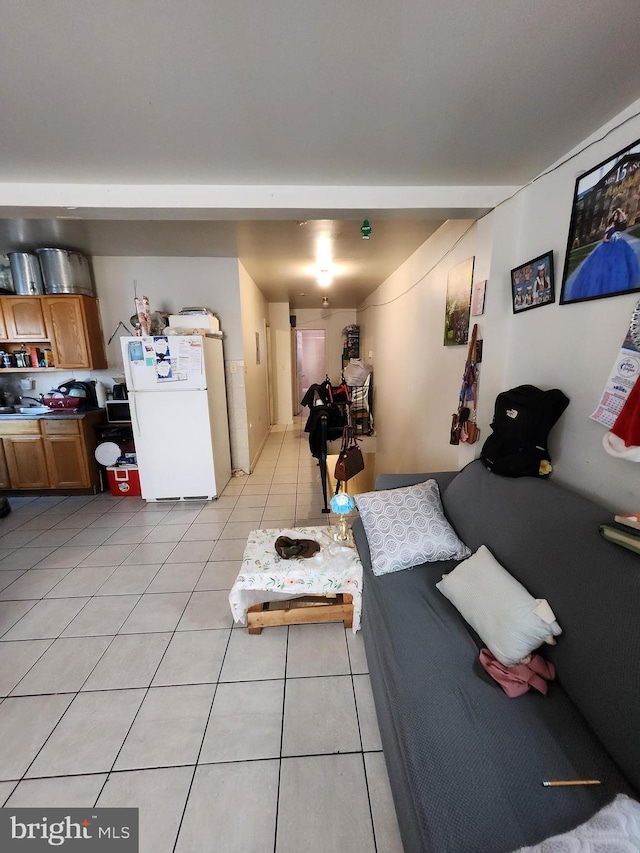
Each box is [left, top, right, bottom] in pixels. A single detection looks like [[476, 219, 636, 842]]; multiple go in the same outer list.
[[511, 251, 555, 313], [560, 137, 640, 304], [444, 256, 475, 346], [471, 279, 487, 316]]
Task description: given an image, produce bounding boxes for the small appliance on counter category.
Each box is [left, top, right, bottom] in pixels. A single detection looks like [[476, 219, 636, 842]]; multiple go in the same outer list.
[[43, 380, 99, 412], [105, 399, 131, 423]]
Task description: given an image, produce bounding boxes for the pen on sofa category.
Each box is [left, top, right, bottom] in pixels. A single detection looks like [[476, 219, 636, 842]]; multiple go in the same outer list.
[[542, 780, 601, 787]]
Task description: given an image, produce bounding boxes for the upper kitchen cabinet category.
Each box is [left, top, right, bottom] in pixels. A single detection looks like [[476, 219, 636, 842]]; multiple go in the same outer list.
[[1, 296, 47, 340], [43, 295, 107, 370], [0, 295, 107, 370]]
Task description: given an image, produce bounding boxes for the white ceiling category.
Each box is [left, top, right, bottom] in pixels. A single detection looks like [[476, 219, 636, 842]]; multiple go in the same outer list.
[[1, 0, 640, 308]]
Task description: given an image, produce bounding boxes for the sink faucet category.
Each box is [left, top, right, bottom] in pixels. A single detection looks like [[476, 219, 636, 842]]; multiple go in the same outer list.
[[18, 395, 45, 406]]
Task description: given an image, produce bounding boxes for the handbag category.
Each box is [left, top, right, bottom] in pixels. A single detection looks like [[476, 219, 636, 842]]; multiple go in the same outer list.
[[334, 425, 364, 482], [450, 324, 480, 445]]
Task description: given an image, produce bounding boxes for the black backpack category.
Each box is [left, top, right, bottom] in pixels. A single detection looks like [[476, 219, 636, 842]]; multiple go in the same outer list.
[[480, 385, 569, 478]]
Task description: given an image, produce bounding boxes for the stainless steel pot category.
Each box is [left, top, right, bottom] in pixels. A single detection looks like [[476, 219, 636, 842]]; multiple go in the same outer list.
[[36, 248, 95, 297], [8, 252, 45, 295]]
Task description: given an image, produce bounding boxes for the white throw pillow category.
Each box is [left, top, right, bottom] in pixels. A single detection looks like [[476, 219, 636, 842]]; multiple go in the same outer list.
[[436, 545, 562, 666], [354, 479, 471, 576], [515, 795, 640, 852]]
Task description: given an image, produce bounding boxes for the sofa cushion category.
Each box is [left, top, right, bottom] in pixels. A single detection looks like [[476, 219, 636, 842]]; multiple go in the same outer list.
[[354, 479, 470, 576], [443, 461, 640, 796], [436, 545, 562, 666]]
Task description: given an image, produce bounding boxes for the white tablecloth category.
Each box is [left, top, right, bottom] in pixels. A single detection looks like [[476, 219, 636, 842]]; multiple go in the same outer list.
[[229, 526, 363, 633]]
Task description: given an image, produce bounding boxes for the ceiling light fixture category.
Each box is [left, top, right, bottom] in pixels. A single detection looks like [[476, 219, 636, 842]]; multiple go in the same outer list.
[[318, 269, 332, 287]]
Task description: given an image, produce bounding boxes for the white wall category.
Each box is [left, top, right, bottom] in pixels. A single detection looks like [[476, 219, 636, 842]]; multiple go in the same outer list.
[[358, 221, 479, 477], [91, 256, 244, 367], [89, 256, 253, 472], [474, 97, 640, 510], [361, 97, 640, 511], [238, 261, 270, 468], [268, 302, 293, 425]]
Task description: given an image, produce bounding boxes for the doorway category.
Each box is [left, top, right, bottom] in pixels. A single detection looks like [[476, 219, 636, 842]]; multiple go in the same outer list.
[[294, 329, 326, 415]]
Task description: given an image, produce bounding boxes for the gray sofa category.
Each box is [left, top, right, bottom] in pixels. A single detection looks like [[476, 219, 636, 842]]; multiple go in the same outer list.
[[352, 460, 640, 853]]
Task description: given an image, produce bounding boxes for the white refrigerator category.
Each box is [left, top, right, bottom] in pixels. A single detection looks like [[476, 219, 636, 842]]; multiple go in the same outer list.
[[121, 334, 231, 501]]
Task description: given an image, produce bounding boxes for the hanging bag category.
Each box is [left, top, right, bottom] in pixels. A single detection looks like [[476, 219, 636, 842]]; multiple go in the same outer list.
[[334, 425, 364, 482], [450, 324, 480, 445]]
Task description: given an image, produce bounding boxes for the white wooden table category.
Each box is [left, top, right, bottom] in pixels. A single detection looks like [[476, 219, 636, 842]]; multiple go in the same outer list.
[[229, 526, 363, 634]]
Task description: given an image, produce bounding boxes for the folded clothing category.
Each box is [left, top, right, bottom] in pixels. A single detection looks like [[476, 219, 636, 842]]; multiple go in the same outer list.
[[479, 648, 555, 698]]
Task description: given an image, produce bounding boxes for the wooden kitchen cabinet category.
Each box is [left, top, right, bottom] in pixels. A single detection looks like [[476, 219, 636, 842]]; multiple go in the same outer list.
[[0, 295, 107, 370], [3, 436, 50, 489], [43, 295, 107, 370], [0, 411, 103, 493], [2, 297, 48, 341], [41, 416, 99, 489], [0, 442, 9, 489]]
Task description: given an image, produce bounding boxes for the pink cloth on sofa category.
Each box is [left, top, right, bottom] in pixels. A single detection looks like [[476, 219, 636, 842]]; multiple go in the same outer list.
[[479, 648, 555, 698]]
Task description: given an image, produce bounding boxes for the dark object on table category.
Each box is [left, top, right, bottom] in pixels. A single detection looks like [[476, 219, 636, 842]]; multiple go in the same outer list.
[[274, 536, 320, 559], [0, 497, 11, 518]]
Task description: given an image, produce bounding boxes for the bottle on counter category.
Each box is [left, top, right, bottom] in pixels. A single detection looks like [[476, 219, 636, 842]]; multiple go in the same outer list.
[[95, 380, 108, 408]]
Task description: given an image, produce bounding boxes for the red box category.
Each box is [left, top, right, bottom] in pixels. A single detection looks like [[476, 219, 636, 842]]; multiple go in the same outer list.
[[106, 465, 141, 496]]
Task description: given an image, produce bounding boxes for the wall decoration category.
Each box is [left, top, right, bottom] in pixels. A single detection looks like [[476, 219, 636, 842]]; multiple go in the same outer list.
[[591, 299, 640, 430], [471, 279, 487, 316], [561, 138, 640, 304], [511, 251, 555, 313], [444, 257, 475, 346]]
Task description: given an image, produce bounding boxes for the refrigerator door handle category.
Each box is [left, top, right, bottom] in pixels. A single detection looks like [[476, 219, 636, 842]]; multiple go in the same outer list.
[[129, 395, 142, 439]]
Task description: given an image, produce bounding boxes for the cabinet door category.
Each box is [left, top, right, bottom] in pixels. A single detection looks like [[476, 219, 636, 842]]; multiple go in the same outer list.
[[0, 441, 9, 489], [3, 437, 50, 488], [43, 296, 90, 368], [43, 435, 90, 488], [2, 297, 47, 340]]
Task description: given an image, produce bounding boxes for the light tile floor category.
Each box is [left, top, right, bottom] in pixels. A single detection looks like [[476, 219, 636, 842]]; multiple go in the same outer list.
[[0, 418, 404, 852]]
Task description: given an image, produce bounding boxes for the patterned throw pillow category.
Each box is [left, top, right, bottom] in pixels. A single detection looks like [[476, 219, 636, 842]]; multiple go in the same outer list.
[[354, 480, 470, 576]]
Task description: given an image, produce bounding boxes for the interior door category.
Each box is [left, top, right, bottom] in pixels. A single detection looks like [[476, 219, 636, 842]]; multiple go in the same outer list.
[[295, 329, 326, 414]]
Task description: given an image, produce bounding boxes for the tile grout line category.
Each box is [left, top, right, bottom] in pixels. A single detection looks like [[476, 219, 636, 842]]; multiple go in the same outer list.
[[273, 623, 290, 853]]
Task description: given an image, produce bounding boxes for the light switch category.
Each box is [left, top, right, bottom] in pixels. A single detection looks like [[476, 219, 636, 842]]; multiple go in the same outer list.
[[229, 361, 237, 374]]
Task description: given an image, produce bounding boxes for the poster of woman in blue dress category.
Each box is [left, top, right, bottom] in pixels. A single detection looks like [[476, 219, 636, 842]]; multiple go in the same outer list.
[[561, 140, 640, 304]]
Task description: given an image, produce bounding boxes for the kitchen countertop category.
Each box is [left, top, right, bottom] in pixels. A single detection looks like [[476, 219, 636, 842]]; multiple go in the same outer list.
[[0, 410, 103, 421]]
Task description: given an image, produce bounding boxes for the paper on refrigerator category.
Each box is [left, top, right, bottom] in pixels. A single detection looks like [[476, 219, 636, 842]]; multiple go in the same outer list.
[[591, 304, 640, 429]]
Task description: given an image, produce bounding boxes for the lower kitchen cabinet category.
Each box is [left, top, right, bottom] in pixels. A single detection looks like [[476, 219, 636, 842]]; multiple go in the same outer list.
[[43, 435, 89, 488], [0, 441, 11, 489], [3, 435, 50, 489], [0, 411, 103, 493]]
